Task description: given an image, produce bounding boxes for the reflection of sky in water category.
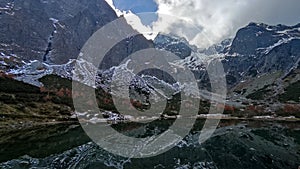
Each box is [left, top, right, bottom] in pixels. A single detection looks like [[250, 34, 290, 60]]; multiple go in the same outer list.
[[112, 0, 158, 25]]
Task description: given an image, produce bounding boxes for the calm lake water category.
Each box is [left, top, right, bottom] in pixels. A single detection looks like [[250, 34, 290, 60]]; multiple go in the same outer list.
[[0, 119, 299, 169]]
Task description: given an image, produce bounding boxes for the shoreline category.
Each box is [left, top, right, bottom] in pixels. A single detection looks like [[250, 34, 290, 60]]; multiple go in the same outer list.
[[1, 115, 299, 134]]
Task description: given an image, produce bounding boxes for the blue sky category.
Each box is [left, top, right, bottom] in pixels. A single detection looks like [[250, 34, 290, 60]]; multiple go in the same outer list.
[[112, 0, 158, 25]]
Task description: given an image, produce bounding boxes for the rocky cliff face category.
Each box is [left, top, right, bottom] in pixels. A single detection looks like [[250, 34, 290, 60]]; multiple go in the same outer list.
[[0, 0, 152, 64], [154, 34, 194, 59], [152, 23, 300, 104], [223, 23, 300, 85], [1, 1, 300, 104]]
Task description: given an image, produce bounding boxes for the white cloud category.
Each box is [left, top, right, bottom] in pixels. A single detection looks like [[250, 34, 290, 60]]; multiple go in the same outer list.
[[153, 0, 300, 48]]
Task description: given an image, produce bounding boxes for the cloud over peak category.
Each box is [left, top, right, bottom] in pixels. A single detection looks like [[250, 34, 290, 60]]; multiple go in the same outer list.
[[154, 0, 300, 48], [106, 0, 300, 48]]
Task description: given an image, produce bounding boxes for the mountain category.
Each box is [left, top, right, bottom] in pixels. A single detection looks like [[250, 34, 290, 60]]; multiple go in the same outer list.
[[154, 33, 195, 59], [1, 2, 299, 168], [223, 23, 300, 102], [0, 0, 152, 64], [223, 23, 300, 85], [148, 23, 300, 119], [154, 23, 300, 105], [0, 0, 113, 63], [1, 1, 300, 119]]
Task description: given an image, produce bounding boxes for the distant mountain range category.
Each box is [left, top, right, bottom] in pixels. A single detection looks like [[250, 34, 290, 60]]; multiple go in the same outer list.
[[1, 0, 300, 120]]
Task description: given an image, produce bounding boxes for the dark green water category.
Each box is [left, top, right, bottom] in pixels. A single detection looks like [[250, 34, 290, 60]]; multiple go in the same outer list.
[[0, 120, 299, 169]]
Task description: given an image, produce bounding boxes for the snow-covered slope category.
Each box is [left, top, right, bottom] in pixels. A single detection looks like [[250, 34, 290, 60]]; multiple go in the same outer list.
[[2, 22, 300, 104]]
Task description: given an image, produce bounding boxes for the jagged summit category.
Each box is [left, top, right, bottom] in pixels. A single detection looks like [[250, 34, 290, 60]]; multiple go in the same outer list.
[[1, 15, 300, 106], [154, 33, 195, 59], [247, 22, 300, 31], [228, 22, 300, 56]]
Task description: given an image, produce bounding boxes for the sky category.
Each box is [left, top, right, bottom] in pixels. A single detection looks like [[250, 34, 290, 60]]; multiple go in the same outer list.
[[110, 0, 158, 25], [105, 0, 300, 48]]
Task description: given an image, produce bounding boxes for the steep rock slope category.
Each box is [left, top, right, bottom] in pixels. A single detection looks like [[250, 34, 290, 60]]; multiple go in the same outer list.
[[0, 0, 152, 64]]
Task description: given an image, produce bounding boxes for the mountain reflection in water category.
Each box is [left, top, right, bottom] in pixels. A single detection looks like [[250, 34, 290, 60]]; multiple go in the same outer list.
[[0, 120, 299, 169]]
